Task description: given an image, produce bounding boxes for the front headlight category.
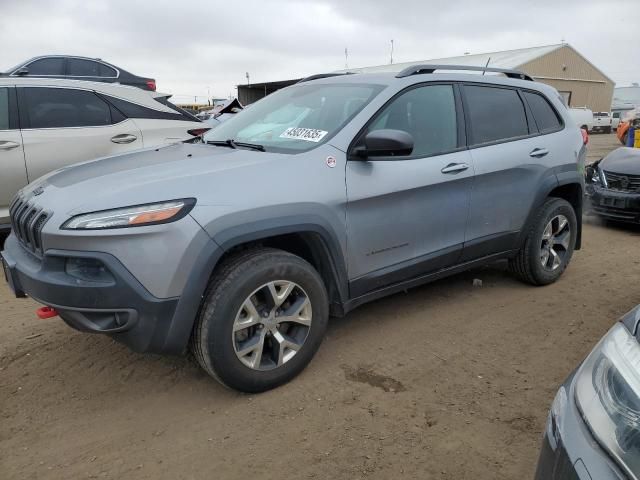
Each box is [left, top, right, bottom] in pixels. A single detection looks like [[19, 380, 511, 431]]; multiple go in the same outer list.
[[62, 199, 195, 230], [576, 314, 640, 479], [586, 165, 607, 186]]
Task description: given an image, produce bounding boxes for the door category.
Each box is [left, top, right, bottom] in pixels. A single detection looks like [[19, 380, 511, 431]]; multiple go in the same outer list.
[[15, 57, 65, 77], [66, 57, 118, 83], [0, 86, 27, 224], [346, 83, 473, 297], [18, 86, 143, 181], [461, 84, 561, 260]]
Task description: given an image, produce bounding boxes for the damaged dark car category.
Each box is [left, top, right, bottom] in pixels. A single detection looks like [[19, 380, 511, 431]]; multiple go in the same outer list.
[[586, 147, 640, 223]]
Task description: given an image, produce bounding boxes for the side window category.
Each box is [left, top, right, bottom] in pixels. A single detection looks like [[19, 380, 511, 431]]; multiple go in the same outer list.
[[0, 88, 9, 130], [68, 59, 102, 77], [98, 63, 117, 77], [464, 85, 529, 145], [23, 88, 113, 128], [24, 58, 65, 75], [522, 91, 562, 133], [366, 84, 458, 157]]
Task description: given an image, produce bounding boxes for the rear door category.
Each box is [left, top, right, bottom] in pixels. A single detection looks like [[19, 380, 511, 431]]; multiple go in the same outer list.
[[66, 58, 117, 84], [0, 86, 27, 224], [103, 95, 202, 146], [18, 86, 143, 180], [461, 84, 561, 260], [346, 83, 473, 296]]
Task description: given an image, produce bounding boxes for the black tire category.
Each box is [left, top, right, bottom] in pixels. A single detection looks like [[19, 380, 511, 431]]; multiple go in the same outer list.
[[509, 198, 577, 286], [191, 248, 329, 393], [605, 126, 612, 134]]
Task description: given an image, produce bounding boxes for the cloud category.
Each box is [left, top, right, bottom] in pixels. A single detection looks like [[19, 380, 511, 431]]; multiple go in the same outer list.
[[1, 0, 638, 102]]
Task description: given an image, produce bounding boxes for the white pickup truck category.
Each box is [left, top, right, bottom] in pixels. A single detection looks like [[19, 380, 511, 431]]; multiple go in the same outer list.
[[592, 112, 613, 134], [568, 107, 594, 133]]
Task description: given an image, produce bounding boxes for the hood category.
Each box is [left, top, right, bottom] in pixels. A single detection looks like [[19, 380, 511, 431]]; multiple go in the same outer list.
[[600, 147, 640, 175], [22, 142, 281, 216]]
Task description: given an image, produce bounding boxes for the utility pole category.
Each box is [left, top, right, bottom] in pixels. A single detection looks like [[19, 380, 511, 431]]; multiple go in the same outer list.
[[246, 72, 250, 86], [344, 47, 348, 69], [390, 39, 394, 64]]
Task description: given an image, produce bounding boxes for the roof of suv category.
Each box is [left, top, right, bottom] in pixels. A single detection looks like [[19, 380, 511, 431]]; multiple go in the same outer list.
[[300, 70, 559, 96], [0, 77, 172, 111]]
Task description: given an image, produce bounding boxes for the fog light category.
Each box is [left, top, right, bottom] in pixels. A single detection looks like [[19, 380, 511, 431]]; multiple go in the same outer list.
[[65, 258, 114, 283]]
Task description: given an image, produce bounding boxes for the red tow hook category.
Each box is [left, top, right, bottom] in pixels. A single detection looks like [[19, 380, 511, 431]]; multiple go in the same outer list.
[[36, 306, 58, 319]]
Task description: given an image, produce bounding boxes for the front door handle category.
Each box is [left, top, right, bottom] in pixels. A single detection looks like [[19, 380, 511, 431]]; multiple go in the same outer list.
[[441, 162, 470, 174], [0, 141, 20, 150], [529, 148, 549, 158], [111, 134, 138, 144]]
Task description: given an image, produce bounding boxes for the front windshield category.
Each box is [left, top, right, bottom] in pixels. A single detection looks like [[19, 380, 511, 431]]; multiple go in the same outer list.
[[204, 82, 384, 153]]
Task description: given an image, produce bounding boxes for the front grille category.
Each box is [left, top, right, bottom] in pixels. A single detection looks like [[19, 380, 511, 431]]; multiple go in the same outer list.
[[604, 171, 640, 193], [9, 195, 50, 255]]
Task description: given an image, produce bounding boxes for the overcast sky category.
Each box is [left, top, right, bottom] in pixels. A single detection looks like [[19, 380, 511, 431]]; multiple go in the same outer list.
[[2, 0, 638, 103]]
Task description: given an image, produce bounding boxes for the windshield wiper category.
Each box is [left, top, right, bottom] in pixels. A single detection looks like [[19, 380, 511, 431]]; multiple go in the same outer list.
[[207, 139, 236, 149], [206, 139, 265, 152], [233, 141, 265, 152]]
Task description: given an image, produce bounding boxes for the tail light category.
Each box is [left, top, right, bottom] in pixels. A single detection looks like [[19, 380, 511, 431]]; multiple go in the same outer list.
[[187, 128, 211, 137], [581, 128, 589, 145], [146, 79, 156, 91]]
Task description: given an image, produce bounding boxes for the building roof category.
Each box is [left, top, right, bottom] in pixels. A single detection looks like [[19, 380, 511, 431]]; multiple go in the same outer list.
[[335, 44, 566, 74]]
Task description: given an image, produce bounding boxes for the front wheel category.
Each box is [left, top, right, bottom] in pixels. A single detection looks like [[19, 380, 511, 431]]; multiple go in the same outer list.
[[191, 248, 329, 392], [509, 198, 577, 285]]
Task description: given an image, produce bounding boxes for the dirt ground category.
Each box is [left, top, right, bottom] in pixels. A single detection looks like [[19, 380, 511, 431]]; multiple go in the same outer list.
[[1, 133, 636, 480]]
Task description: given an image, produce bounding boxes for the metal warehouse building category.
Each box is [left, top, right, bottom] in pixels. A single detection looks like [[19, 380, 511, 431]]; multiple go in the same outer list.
[[238, 44, 614, 112]]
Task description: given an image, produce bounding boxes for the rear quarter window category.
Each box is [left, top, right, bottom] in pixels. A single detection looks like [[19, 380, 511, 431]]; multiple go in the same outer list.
[[464, 85, 529, 145], [103, 95, 193, 122], [522, 91, 563, 133]]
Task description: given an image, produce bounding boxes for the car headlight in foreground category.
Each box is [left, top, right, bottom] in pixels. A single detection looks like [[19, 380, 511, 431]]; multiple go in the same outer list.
[[62, 199, 195, 230], [576, 309, 640, 479]]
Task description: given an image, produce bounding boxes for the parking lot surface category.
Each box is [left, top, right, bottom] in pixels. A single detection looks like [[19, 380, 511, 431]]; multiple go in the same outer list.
[[1, 134, 634, 480]]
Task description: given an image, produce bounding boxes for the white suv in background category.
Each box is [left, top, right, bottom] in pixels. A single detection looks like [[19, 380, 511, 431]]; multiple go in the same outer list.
[[0, 78, 206, 227]]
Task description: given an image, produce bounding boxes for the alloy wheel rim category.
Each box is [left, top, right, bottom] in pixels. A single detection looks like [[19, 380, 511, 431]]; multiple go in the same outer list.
[[540, 214, 571, 271], [232, 280, 312, 371]]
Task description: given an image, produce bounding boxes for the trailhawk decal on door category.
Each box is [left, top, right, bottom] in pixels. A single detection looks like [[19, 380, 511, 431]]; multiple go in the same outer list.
[[279, 127, 328, 142]]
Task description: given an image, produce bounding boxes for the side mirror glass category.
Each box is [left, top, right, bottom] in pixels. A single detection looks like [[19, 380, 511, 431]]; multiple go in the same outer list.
[[355, 129, 414, 159]]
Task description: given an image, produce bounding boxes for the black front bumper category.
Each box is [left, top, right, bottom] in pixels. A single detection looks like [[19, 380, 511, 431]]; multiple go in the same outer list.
[[1, 234, 180, 354], [586, 185, 640, 223], [535, 375, 627, 480]]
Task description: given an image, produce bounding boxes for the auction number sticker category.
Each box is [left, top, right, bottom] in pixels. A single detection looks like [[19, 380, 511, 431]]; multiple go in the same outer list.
[[280, 127, 328, 143]]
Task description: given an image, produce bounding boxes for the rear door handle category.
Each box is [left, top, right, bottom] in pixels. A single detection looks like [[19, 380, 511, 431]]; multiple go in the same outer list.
[[441, 162, 470, 174], [111, 134, 138, 144], [529, 148, 549, 158], [0, 141, 20, 150]]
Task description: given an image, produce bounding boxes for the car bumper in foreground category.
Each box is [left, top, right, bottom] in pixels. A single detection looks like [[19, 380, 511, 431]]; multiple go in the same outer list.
[[535, 373, 627, 480], [1, 233, 186, 354], [586, 185, 640, 223]]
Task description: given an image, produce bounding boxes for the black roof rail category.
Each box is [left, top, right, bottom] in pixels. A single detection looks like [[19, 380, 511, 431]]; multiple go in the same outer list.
[[296, 72, 355, 83], [395, 64, 533, 81]]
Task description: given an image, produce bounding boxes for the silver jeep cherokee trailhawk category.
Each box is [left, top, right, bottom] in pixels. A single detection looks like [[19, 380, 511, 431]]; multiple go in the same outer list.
[[1, 65, 586, 392]]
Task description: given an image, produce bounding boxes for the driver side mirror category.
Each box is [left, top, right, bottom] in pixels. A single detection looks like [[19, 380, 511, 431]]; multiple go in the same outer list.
[[15, 67, 29, 76], [353, 129, 414, 159]]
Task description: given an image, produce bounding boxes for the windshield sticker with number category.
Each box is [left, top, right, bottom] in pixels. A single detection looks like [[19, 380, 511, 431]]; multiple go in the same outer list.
[[279, 127, 328, 143]]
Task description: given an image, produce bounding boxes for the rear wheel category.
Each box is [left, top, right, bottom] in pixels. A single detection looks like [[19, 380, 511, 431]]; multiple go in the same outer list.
[[191, 248, 329, 392], [509, 198, 577, 285]]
